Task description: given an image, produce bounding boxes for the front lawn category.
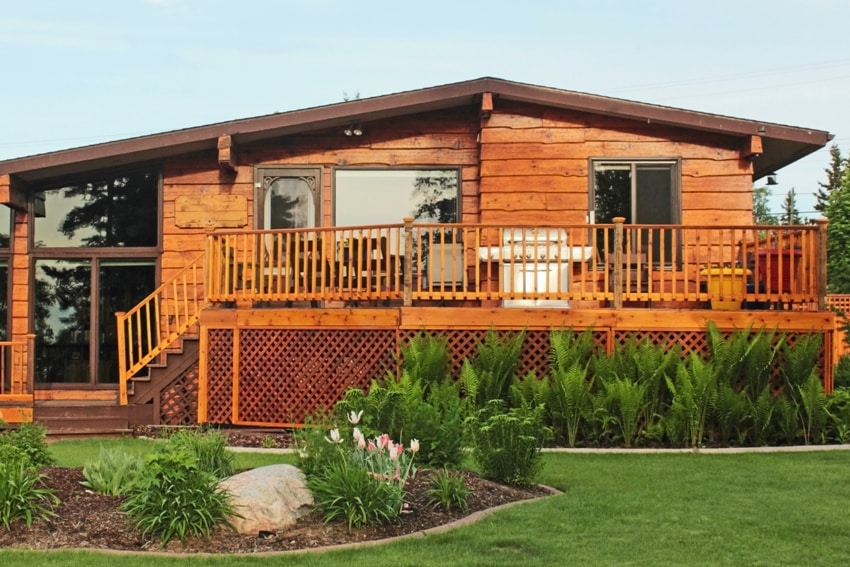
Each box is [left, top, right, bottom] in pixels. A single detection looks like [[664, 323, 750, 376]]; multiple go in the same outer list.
[[2, 445, 849, 565]]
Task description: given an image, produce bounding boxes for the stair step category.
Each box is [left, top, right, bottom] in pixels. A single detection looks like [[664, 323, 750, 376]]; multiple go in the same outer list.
[[40, 415, 131, 436]]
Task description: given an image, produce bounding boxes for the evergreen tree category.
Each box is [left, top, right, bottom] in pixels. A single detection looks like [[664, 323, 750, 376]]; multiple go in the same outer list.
[[752, 185, 778, 225], [826, 169, 850, 293], [815, 144, 846, 213], [780, 188, 802, 225]]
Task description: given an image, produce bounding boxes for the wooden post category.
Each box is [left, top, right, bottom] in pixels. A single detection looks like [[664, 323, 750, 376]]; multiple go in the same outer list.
[[403, 217, 414, 307], [815, 217, 828, 311], [612, 217, 625, 309], [116, 312, 128, 405]]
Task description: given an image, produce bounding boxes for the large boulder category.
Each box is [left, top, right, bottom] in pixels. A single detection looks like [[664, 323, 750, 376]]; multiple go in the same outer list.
[[220, 464, 313, 535]]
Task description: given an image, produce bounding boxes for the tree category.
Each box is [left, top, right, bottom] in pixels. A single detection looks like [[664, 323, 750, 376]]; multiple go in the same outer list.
[[826, 169, 850, 293], [780, 188, 802, 225], [815, 144, 846, 213], [752, 185, 778, 225]]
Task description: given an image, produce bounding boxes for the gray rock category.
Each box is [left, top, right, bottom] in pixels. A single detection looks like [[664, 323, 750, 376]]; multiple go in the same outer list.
[[220, 464, 313, 535]]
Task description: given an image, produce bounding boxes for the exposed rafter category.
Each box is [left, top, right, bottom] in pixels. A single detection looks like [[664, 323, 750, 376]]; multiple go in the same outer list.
[[217, 135, 237, 173]]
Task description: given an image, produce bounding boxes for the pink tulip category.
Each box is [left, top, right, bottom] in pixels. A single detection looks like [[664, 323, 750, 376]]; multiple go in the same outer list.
[[367, 440, 376, 452], [377, 433, 391, 450]]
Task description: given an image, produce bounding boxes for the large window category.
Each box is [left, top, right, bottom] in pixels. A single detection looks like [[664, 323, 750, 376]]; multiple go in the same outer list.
[[592, 160, 680, 264], [32, 170, 160, 385], [34, 171, 158, 247], [334, 169, 459, 226]]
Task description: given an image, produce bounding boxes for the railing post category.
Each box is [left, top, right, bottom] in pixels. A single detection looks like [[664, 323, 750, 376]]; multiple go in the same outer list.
[[403, 217, 414, 306], [816, 217, 829, 311], [116, 312, 128, 404], [612, 217, 625, 309]]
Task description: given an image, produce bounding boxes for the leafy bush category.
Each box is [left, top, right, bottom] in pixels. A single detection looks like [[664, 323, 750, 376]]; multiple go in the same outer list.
[[468, 401, 548, 487], [427, 468, 470, 513], [460, 329, 525, 409], [303, 420, 419, 530], [0, 461, 58, 529], [165, 428, 235, 479], [308, 459, 403, 531], [81, 446, 143, 496], [833, 355, 850, 390], [121, 446, 234, 544], [0, 444, 30, 470], [0, 423, 54, 468]]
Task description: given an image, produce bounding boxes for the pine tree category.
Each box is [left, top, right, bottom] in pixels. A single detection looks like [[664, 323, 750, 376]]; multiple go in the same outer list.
[[815, 144, 846, 213], [826, 169, 850, 293], [780, 188, 802, 225]]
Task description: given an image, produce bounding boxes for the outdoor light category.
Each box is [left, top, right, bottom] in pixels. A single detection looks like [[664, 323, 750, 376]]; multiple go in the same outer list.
[[344, 122, 363, 136], [766, 173, 778, 185]]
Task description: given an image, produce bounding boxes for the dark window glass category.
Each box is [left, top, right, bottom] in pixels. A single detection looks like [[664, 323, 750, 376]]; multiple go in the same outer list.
[[593, 161, 680, 264], [0, 206, 11, 248], [98, 261, 156, 384], [34, 171, 158, 248], [35, 259, 91, 383]]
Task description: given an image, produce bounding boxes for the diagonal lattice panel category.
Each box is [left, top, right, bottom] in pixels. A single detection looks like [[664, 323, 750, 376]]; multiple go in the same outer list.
[[160, 365, 199, 425], [206, 329, 234, 424], [236, 329, 396, 425]]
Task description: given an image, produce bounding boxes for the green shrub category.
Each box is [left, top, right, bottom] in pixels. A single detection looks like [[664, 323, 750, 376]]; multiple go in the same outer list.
[[825, 388, 850, 443], [165, 428, 235, 479], [833, 355, 850, 390], [0, 423, 54, 468], [121, 446, 234, 544], [0, 461, 58, 529], [427, 468, 470, 513], [303, 423, 418, 530], [308, 459, 403, 531], [81, 446, 144, 496], [468, 401, 548, 487], [460, 328, 525, 409], [0, 444, 31, 470]]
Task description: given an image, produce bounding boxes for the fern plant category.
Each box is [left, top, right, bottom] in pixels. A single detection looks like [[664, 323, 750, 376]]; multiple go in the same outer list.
[[797, 372, 828, 444], [460, 328, 525, 409], [665, 353, 717, 448], [547, 363, 593, 447], [748, 386, 777, 446], [714, 382, 749, 446], [549, 327, 597, 375], [601, 377, 647, 447]]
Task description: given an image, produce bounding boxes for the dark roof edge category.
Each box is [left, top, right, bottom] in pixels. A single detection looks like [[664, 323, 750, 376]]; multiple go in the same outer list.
[[0, 77, 832, 178]]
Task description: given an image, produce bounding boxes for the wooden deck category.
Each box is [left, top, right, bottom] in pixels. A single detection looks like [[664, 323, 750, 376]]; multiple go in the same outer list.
[[193, 305, 836, 428]]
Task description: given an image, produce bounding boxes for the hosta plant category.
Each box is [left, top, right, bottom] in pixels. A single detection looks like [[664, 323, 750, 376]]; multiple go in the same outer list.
[[81, 446, 143, 496]]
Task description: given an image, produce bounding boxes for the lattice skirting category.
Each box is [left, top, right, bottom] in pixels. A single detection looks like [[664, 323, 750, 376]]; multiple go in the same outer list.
[[201, 324, 831, 427]]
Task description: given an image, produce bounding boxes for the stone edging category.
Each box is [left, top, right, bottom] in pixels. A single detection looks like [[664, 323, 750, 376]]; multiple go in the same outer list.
[[39, 484, 561, 558]]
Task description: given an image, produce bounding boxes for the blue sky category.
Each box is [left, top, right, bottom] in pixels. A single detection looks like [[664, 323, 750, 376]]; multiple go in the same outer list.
[[2, 0, 849, 217]]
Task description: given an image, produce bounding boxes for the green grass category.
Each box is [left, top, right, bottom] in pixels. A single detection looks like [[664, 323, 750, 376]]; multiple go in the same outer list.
[[8, 443, 848, 565]]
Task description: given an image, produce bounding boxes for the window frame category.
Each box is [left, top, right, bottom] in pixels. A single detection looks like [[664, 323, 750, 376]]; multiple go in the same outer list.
[[332, 167, 462, 227], [589, 158, 682, 268]]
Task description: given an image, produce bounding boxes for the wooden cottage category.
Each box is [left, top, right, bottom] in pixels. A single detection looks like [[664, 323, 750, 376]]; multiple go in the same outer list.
[[0, 77, 838, 434]]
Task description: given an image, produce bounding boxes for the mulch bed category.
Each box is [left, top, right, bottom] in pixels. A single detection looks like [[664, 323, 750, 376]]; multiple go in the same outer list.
[[0, 429, 549, 554]]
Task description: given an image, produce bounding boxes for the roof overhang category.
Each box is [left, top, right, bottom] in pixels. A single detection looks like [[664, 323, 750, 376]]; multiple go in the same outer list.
[[0, 77, 832, 185]]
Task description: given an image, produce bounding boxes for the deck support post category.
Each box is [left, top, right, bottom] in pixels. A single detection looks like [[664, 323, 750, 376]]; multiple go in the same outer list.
[[116, 311, 128, 404], [816, 217, 828, 311], [612, 217, 625, 309], [403, 217, 414, 306]]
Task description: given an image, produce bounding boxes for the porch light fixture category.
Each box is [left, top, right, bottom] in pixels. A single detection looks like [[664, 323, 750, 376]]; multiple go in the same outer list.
[[343, 122, 363, 136], [766, 173, 778, 185]]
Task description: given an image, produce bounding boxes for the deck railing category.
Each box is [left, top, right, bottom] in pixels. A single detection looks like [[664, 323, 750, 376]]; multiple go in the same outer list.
[[205, 218, 827, 309], [116, 252, 205, 403]]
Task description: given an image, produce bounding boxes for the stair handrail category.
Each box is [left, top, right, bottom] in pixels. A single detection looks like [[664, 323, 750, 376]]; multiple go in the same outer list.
[[116, 252, 206, 404]]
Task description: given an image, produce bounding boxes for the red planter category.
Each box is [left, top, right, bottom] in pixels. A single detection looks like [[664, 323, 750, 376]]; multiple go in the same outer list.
[[756, 248, 802, 294]]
